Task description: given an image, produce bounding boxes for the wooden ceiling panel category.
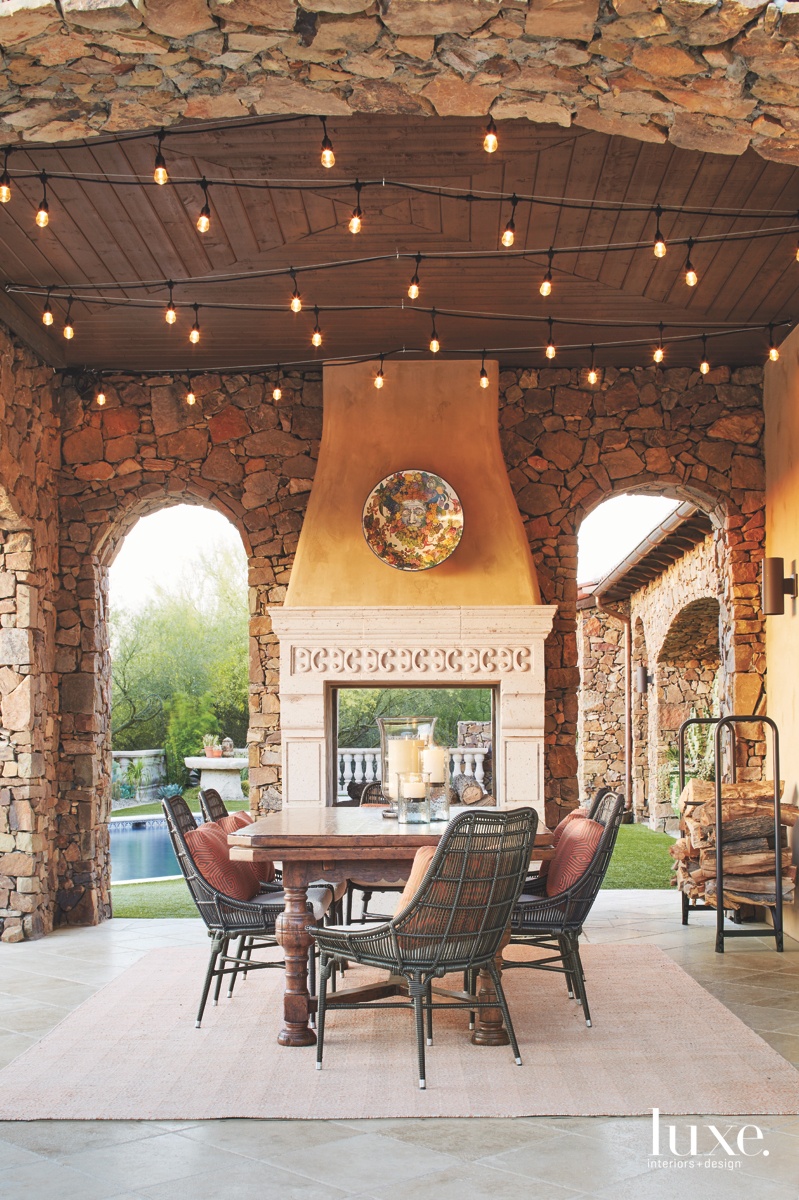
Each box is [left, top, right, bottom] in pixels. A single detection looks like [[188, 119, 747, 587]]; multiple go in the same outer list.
[[0, 115, 797, 373]]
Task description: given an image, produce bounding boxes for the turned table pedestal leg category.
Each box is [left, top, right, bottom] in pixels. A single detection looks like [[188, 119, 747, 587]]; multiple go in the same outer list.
[[275, 880, 316, 1047], [471, 927, 511, 1047]]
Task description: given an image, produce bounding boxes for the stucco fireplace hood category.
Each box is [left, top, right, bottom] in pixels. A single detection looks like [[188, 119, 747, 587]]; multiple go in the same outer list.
[[269, 359, 556, 812]]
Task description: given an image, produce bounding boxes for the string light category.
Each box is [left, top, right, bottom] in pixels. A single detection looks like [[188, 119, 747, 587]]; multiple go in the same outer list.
[[196, 178, 211, 234], [587, 345, 598, 387], [311, 305, 323, 348], [272, 367, 282, 401], [189, 303, 200, 344], [545, 318, 556, 360], [479, 351, 489, 389], [699, 335, 710, 376], [653, 322, 665, 363], [408, 252, 421, 300], [483, 117, 498, 154], [165, 282, 177, 325], [501, 195, 518, 248], [289, 269, 302, 313], [348, 180, 363, 235], [41, 288, 53, 326], [35, 172, 49, 228], [540, 248, 554, 297], [0, 150, 10, 205], [186, 373, 196, 406], [653, 205, 666, 258], [429, 308, 440, 354], [320, 118, 335, 169], [769, 324, 780, 362], [374, 354, 385, 389], [96, 386, 106, 406], [63, 296, 74, 340], [153, 130, 168, 186], [685, 238, 698, 287]]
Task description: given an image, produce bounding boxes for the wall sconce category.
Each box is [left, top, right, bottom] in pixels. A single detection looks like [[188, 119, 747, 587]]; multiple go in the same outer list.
[[761, 557, 798, 615], [635, 665, 654, 693]]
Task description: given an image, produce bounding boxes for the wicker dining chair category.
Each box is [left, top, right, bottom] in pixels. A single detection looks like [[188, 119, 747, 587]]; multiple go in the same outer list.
[[162, 794, 334, 1027], [311, 806, 539, 1089], [505, 792, 625, 1028], [522, 784, 616, 896], [199, 787, 283, 888], [344, 782, 408, 924]]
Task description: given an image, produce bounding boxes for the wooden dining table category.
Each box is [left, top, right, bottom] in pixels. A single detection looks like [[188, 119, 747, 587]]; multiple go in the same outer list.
[[228, 806, 554, 1048]]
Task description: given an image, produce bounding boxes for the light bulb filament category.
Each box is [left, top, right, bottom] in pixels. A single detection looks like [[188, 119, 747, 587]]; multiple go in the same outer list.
[[483, 117, 498, 154]]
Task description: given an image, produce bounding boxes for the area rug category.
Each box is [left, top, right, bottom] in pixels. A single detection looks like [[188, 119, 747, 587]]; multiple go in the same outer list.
[[1, 943, 798, 1119]]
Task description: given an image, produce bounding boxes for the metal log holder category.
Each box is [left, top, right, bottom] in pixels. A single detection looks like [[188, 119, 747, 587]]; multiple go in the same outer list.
[[677, 716, 735, 927]]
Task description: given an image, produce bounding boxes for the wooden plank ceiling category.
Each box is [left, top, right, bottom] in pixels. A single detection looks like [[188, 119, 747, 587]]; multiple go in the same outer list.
[[1, 115, 798, 374]]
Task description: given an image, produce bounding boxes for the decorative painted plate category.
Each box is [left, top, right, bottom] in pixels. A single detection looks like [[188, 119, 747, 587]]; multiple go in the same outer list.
[[362, 469, 463, 572]]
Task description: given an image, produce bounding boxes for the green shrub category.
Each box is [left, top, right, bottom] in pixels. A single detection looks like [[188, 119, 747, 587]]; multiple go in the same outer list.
[[164, 692, 219, 784]]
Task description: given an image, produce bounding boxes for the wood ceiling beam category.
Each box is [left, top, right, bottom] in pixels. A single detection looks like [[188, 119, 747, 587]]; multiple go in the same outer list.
[[0, 290, 66, 368]]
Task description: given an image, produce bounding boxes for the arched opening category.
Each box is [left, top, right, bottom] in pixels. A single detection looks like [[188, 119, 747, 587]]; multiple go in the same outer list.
[[106, 504, 249, 891]]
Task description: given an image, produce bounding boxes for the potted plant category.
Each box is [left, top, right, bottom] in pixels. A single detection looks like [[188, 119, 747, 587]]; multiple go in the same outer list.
[[202, 734, 221, 759], [125, 758, 146, 804]]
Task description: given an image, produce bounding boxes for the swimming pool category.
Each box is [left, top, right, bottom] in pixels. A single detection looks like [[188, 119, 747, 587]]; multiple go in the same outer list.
[[110, 816, 198, 882]]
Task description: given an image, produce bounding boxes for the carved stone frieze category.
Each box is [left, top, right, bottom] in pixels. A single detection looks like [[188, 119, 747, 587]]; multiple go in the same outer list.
[[291, 645, 533, 675]]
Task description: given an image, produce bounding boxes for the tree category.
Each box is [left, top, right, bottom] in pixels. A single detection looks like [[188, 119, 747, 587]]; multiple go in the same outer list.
[[337, 687, 491, 749], [164, 692, 219, 783]]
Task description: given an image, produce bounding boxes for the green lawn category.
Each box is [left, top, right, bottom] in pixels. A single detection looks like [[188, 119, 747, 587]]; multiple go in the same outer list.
[[111, 821, 674, 919], [112, 787, 200, 818]]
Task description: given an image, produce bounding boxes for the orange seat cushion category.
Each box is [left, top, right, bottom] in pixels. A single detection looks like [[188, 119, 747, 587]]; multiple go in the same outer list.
[[185, 822, 261, 902], [396, 846, 437, 912], [545, 818, 604, 897]]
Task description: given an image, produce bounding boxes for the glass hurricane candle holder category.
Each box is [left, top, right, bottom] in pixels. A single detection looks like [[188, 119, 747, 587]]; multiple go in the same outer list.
[[377, 716, 437, 804], [397, 771, 430, 824], [426, 781, 451, 823]]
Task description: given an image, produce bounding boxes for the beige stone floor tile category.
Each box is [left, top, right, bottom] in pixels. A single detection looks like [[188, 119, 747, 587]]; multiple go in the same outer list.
[[176, 1117, 367, 1159], [334, 1116, 570, 1160], [136, 1158, 353, 1200], [366, 1160, 585, 1199], [0, 1029, 36, 1069], [262, 1131, 462, 1194], [0, 1119, 160, 1157], [477, 1128, 645, 1192], [588, 1165, 798, 1200], [0, 1157, 142, 1200], [58, 1130, 257, 1192]]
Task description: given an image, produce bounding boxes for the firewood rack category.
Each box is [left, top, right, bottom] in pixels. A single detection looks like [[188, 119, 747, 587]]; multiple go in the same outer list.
[[678, 714, 783, 954]]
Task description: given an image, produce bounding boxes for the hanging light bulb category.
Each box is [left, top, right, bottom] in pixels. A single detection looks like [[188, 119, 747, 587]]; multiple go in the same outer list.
[[272, 367, 282, 401], [189, 303, 200, 344], [186, 374, 196, 406], [96, 387, 106, 407], [545, 318, 556, 360], [429, 308, 440, 354], [165, 282, 177, 325], [653, 205, 666, 258], [501, 196, 517, 248], [653, 322, 665, 364], [42, 289, 53, 326], [320, 118, 335, 169], [153, 130, 168, 185], [699, 335, 710, 376], [479, 351, 489, 389], [684, 238, 698, 287], [540, 248, 554, 297], [0, 150, 11, 204], [587, 345, 598, 387], [374, 354, 385, 389], [769, 325, 780, 362], [408, 252, 421, 300], [63, 296, 74, 340], [795, 241, 799, 264], [311, 305, 323, 348], [483, 117, 498, 154], [348, 181, 363, 235], [196, 178, 211, 233], [35, 171, 49, 228], [289, 270, 302, 313]]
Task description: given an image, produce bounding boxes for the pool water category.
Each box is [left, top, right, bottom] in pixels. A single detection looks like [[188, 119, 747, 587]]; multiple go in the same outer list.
[[110, 821, 181, 882]]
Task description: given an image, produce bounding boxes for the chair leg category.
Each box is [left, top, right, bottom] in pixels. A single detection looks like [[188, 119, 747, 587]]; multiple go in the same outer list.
[[316, 952, 330, 1070], [468, 967, 476, 1030], [360, 889, 373, 924], [196, 933, 223, 1028], [558, 934, 575, 999], [487, 960, 522, 1066], [569, 937, 592, 1027], [412, 976, 427, 1090], [241, 936, 254, 981], [426, 981, 433, 1047], [345, 884, 353, 925], [227, 934, 246, 999]]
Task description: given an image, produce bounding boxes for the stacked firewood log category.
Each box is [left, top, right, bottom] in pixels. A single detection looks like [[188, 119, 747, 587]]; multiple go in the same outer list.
[[671, 781, 797, 910]]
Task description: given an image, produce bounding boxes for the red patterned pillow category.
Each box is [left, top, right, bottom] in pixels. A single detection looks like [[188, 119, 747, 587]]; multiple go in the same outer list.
[[545, 818, 604, 897], [214, 811, 274, 883], [185, 822, 260, 902], [539, 808, 589, 878]]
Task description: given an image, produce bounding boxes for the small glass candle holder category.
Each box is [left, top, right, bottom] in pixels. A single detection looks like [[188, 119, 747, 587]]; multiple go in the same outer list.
[[426, 781, 451, 823], [397, 771, 430, 824]]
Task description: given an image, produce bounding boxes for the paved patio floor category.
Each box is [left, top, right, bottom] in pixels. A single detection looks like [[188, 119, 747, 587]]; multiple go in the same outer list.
[[1, 891, 799, 1200]]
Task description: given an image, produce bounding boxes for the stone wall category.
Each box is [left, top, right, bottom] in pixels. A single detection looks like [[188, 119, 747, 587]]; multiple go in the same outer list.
[[1, 1, 799, 165], [0, 322, 60, 943], [577, 604, 627, 797]]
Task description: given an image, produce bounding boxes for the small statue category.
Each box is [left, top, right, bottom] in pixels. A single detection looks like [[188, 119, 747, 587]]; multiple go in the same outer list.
[[221, 737, 235, 758]]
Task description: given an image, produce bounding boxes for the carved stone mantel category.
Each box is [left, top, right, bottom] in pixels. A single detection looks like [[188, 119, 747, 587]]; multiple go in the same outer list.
[[270, 605, 557, 814]]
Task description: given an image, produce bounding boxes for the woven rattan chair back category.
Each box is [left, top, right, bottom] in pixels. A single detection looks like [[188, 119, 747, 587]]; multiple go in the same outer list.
[[359, 782, 387, 806], [198, 787, 228, 823], [390, 807, 538, 972]]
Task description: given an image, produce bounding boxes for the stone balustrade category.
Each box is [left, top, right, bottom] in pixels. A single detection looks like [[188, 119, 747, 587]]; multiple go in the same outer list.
[[337, 747, 488, 797]]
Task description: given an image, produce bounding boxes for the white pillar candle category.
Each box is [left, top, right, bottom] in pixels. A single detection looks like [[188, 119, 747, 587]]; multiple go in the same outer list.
[[386, 739, 419, 797], [421, 745, 448, 782], [401, 781, 427, 799]]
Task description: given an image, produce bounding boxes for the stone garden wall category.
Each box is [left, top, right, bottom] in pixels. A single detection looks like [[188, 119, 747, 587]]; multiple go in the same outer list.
[[0, 327, 769, 936], [2, 1, 799, 165]]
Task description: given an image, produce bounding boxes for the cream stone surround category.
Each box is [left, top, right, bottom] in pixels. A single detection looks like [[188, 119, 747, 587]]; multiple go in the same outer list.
[[270, 605, 557, 815]]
